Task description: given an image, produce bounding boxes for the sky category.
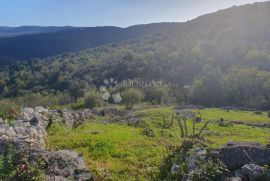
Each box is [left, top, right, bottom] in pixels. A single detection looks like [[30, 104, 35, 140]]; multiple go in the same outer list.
[[0, 0, 268, 27]]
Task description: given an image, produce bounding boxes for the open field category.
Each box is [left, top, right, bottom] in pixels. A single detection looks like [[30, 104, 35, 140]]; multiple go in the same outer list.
[[46, 107, 270, 180], [199, 108, 270, 123]]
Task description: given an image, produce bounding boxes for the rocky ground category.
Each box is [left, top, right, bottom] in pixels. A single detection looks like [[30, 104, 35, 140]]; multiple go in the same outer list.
[[169, 139, 270, 181], [213, 141, 270, 181], [0, 107, 93, 181]]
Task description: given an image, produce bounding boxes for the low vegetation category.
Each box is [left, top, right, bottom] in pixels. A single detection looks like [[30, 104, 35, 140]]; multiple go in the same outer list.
[[46, 106, 270, 180]]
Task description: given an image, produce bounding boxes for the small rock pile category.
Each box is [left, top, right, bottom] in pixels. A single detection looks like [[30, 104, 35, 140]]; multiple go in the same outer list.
[[0, 107, 92, 181], [169, 140, 270, 181], [212, 141, 270, 181]]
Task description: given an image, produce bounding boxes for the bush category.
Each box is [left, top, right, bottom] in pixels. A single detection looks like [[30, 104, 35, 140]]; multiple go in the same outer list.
[[0, 144, 44, 180], [71, 98, 85, 110], [188, 159, 227, 181], [141, 127, 155, 137], [89, 140, 115, 159], [144, 85, 172, 104], [14, 92, 72, 108], [121, 88, 143, 109], [84, 92, 104, 109], [0, 100, 18, 121]]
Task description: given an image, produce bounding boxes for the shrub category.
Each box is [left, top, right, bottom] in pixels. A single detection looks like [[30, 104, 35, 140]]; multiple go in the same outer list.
[[71, 98, 85, 110], [188, 159, 227, 181], [0, 100, 18, 121], [0, 144, 44, 180], [89, 140, 115, 159], [121, 88, 143, 109], [84, 92, 104, 109], [141, 127, 155, 137], [144, 85, 172, 104], [14, 92, 72, 107]]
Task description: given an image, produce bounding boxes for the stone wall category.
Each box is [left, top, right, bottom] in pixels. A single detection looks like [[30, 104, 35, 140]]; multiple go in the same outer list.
[[0, 107, 92, 181]]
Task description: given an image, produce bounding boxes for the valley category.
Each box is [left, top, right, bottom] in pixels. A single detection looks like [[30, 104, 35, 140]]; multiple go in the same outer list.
[[0, 1, 270, 180]]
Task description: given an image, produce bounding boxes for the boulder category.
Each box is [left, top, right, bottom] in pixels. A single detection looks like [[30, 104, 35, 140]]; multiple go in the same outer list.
[[241, 164, 263, 181], [213, 142, 270, 170], [29, 149, 92, 180]]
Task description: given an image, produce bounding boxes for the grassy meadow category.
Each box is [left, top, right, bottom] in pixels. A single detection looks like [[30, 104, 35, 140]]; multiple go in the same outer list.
[[46, 107, 270, 180]]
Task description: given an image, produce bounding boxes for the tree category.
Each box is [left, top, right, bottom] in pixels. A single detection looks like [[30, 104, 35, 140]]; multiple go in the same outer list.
[[84, 92, 104, 109], [68, 80, 88, 101], [144, 85, 172, 104], [188, 66, 224, 106], [121, 88, 143, 109]]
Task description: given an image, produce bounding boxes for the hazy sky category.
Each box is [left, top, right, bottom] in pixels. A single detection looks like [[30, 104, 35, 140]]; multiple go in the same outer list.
[[0, 0, 268, 27]]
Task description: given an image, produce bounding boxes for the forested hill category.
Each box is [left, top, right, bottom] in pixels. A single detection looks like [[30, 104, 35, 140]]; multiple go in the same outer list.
[[1, 1, 270, 109], [0, 1, 269, 62], [0, 26, 77, 37], [0, 23, 182, 61]]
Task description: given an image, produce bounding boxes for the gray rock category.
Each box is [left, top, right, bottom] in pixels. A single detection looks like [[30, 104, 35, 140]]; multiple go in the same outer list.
[[35, 106, 48, 114], [171, 164, 179, 174], [6, 127, 16, 137], [29, 149, 92, 180], [74, 170, 93, 181], [20, 107, 34, 121], [213, 142, 270, 170], [62, 109, 75, 127], [227, 141, 235, 146], [13, 119, 28, 127], [0, 106, 93, 180], [14, 127, 27, 136], [234, 169, 245, 178], [224, 177, 242, 181], [26, 127, 38, 139], [0, 128, 6, 136], [0, 118, 8, 125], [46, 175, 68, 181], [187, 148, 207, 172], [241, 164, 263, 181]]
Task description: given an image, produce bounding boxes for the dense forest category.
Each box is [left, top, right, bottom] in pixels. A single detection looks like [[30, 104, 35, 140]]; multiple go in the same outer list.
[[0, 23, 181, 61], [1, 1, 270, 109]]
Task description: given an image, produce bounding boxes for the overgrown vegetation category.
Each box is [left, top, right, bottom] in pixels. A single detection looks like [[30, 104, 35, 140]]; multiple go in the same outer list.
[[121, 88, 143, 110], [46, 107, 270, 180], [0, 143, 44, 180]]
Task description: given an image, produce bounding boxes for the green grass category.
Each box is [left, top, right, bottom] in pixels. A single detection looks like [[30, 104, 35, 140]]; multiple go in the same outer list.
[[46, 106, 270, 180], [199, 108, 270, 123]]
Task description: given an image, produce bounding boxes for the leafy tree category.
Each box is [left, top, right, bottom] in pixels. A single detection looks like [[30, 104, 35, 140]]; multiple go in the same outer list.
[[84, 92, 104, 109], [121, 88, 143, 109]]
